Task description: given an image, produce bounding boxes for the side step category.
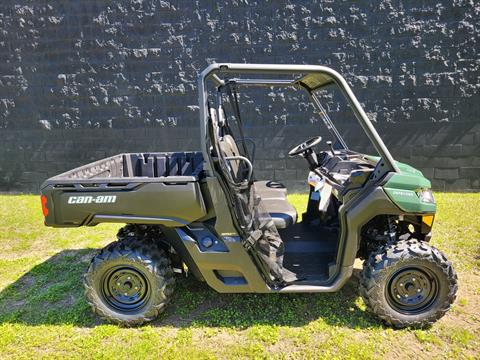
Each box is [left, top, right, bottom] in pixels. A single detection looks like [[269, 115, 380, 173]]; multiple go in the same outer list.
[[276, 266, 353, 293]]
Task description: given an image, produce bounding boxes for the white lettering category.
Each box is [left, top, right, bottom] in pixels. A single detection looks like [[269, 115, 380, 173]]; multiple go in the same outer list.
[[67, 195, 117, 204]]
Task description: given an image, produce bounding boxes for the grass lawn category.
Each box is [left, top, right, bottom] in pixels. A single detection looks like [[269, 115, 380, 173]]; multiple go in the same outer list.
[[0, 193, 479, 359]]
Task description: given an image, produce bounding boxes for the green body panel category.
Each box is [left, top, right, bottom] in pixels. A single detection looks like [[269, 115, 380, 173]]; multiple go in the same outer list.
[[383, 184, 436, 213], [364, 155, 436, 213]]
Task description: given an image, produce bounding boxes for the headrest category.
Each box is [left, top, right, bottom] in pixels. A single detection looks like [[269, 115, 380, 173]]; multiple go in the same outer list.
[[218, 106, 226, 127], [209, 107, 221, 137], [209, 107, 218, 127]]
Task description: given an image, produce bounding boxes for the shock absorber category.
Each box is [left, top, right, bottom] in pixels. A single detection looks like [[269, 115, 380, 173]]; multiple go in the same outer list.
[[387, 216, 398, 243]]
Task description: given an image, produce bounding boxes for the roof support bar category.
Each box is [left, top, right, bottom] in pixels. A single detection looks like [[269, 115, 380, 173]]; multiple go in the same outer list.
[[226, 78, 298, 87]]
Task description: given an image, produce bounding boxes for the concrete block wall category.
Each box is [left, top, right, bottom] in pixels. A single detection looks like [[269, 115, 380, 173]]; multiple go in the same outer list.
[[0, 0, 478, 192]]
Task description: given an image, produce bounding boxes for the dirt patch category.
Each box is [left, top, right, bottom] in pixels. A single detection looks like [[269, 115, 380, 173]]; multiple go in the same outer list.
[[159, 299, 216, 327], [442, 272, 480, 328], [15, 274, 36, 293], [52, 293, 78, 310], [9, 299, 26, 309]]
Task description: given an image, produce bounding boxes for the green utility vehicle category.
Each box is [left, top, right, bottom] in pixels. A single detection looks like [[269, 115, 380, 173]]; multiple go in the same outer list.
[[40, 63, 457, 328]]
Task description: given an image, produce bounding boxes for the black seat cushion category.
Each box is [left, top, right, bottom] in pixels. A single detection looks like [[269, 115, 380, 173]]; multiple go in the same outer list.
[[261, 198, 297, 229]]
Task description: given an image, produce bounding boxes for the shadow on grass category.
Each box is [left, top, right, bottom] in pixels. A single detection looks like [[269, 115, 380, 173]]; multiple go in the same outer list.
[[0, 249, 382, 330]]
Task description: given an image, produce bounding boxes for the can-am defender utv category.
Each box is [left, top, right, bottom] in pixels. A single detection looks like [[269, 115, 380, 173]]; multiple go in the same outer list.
[[40, 63, 457, 328]]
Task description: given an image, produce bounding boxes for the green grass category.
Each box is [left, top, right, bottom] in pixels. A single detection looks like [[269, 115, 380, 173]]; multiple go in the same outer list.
[[0, 194, 479, 359]]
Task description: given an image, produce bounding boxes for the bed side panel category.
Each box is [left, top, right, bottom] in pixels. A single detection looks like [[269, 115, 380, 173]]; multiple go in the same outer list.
[[41, 181, 207, 227]]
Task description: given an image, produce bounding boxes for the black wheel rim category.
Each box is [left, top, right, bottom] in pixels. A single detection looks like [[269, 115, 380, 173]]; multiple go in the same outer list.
[[386, 266, 439, 314], [101, 266, 151, 312]]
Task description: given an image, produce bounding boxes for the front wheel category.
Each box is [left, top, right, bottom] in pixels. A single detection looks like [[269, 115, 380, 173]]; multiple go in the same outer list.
[[360, 239, 457, 328], [83, 236, 175, 326]]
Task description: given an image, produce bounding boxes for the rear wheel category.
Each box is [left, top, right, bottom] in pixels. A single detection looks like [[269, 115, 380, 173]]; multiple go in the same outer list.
[[360, 239, 457, 328], [83, 235, 175, 326]]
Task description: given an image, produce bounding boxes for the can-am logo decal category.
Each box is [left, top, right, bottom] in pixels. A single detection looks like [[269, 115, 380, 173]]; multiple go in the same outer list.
[[67, 195, 117, 204], [391, 190, 414, 197]]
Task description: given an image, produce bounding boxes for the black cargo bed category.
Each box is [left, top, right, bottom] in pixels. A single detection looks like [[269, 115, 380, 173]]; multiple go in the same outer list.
[[46, 152, 204, 184]]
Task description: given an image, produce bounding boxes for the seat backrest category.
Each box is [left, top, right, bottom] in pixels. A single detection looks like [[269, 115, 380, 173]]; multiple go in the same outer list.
[[214, 104, 245, 182], [219, 134, 242, 181], [212, 104, 251, 185]]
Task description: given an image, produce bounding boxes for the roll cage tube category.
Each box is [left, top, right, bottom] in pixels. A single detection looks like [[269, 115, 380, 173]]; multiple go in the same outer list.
[[198, 63, 400, 176]]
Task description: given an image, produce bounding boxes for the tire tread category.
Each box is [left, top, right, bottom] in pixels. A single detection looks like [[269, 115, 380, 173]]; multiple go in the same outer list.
[[83, 226, 175, 326], [359, 239, 457, 328]]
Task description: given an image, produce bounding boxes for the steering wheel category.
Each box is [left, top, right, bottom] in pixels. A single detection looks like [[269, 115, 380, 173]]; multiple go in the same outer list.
[[288, 136, 322, 157]]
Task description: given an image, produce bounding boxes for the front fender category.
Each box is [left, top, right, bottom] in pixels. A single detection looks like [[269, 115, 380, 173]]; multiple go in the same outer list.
[[338, 187, 404, 268]]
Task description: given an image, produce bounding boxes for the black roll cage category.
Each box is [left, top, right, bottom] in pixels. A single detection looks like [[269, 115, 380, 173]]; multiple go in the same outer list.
[[198, 63, 400, 178]]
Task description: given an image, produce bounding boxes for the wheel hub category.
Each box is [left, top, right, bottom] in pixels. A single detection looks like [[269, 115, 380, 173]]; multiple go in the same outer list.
[[387, 267, 438, 314], [102, 266, 150, 311]]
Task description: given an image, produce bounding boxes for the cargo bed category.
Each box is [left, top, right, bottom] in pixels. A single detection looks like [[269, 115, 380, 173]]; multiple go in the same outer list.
[[41, 152, 207, 227]]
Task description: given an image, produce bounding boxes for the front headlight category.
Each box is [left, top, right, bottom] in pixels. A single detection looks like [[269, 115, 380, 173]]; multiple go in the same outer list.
[[416, 189, 435, 203]]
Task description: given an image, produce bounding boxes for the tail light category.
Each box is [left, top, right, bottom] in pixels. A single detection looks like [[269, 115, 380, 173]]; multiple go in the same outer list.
[[41, 195, 49, 216]]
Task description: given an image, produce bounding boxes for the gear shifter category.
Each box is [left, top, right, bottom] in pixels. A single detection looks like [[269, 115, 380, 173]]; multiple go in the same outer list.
[[326, 141, 335, 156]]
